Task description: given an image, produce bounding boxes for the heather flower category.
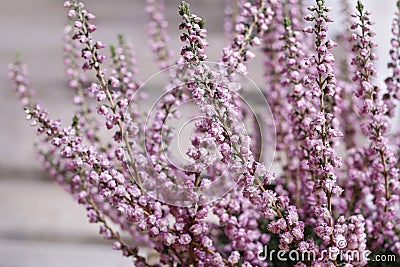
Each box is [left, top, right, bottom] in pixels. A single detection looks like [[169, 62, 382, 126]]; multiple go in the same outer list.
[[301, 2, 351, 262], [179, 1, 311, 264], [270, 0, 318, 222], [8, 0, 400, 266], [146, 0, 174, 69], [386, 2, 400, 110], [350, 0, 400, 253]]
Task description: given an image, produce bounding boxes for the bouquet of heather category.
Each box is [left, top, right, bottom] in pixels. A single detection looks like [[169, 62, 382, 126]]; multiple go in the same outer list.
[[8, 0, 400, 266]]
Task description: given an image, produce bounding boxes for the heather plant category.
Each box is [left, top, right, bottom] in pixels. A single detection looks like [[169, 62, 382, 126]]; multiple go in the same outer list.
[[8, 0, 400, 266]]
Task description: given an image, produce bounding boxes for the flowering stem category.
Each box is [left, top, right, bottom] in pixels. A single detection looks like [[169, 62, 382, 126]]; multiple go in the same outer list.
[[316, 5, 336, 256], [86, 196, 154, 266], [73, 0, 143, 190], [64, 24, 109, 152], [237, 2, 264, 55], [146, 0, 174, 69], [354, 0, 391, 210], [36, 147, 153, 266], [304, 1, 345, 263]]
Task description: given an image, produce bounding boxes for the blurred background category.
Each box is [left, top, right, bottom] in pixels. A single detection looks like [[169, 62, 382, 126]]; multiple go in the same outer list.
[[0, 0, 396, 266]]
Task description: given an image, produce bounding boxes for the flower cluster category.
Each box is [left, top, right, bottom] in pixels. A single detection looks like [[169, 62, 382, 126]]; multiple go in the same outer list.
[[302, 1, 345, 257], [386, 1, 400, 109], [220, 0, 272, 75], [350, 0, 400, 254], [179, 1, 209, 63], [146, 0, 174, 70], [182, 0, 309, 262], [8, 0, 400, 266]]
